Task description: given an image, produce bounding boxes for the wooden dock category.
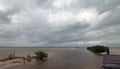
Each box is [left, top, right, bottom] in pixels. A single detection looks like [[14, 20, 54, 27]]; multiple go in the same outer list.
[[103, 55, 120, 69]]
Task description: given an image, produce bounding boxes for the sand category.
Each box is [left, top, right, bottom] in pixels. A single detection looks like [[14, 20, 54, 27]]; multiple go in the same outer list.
[[0, 53, 54, 69], [100, 48, 120, 55], [0, 59, 24, 69], [109, 48, 120, 55]]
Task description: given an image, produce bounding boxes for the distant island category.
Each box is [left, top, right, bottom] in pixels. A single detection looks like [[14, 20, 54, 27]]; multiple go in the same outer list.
[[87, 45, 108, 53]]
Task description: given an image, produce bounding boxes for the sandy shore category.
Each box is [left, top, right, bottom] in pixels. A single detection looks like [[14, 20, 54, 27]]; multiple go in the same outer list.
[[109, 48, 120, 55], [102, 48, 120, 55], [0, 58, 24, 69], [0, 53, 54, 69], [100, 48, 120, 55]]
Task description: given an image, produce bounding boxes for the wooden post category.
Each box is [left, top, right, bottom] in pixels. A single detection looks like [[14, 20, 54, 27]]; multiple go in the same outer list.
[[13, 49, 15, 58], [106, 47, 110, 55], [23, 57, 25, 64]]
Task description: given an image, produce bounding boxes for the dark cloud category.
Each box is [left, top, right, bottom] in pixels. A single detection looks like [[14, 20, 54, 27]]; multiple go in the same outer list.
[[98, 0, 120, 13], [0, 10, 11, 23], [0, 0, 120, 47], [93, 8, 120, 30]]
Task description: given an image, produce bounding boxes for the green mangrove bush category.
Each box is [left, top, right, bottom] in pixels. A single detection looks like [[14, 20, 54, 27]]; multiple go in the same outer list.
[[87, 45, 108, 53], [35, 51, 48, 60]]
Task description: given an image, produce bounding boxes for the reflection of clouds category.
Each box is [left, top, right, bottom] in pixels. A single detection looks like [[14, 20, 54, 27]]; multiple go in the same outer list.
[[68, 48, 77, 51], [48, 52, 56, 58]]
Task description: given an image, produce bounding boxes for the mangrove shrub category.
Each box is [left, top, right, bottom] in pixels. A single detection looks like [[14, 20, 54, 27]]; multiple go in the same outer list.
[[87, 45, 108, 53], [35, 51, 48, 60]]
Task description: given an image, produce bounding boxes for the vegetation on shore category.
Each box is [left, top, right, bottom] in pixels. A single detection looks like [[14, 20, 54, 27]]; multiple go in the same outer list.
[[35, 51, 48, 60], [3, 51, 48, 62], [8, 54, 15, 60], [87, 45, 108, 53]]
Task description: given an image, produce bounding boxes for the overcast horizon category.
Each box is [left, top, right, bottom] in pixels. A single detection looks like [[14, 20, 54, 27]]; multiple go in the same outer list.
[[0, 0, 120, 47]]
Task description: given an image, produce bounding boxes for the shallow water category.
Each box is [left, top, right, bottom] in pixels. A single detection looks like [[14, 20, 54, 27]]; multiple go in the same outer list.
[[0, 48, 103, 69]]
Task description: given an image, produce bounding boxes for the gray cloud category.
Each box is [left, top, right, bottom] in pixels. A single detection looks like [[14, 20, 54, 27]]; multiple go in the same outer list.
[[93, 8, 120, 30], [0, 0, 120, 47], [0, 10, 11, 23]]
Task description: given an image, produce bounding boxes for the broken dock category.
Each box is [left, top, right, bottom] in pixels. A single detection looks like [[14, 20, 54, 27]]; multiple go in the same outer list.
[[103, 55, 120, 69], [102, 47, 120, 69]]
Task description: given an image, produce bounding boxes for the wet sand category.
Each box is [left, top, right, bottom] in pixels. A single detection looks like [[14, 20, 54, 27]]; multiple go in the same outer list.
[[0, 58, 23, 69], [109, 48, 120, 55]]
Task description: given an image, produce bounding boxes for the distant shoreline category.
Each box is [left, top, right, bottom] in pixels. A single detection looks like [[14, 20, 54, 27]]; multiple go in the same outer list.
[[0, 47, 85, 48], [0, 47, 120, 48]]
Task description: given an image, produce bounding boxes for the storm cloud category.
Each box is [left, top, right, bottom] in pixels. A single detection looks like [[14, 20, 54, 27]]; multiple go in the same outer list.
[[0, 0, 120, 47]]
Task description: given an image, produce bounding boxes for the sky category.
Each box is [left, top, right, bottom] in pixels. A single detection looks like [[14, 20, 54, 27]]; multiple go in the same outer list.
[[0, 0, 120, 47]]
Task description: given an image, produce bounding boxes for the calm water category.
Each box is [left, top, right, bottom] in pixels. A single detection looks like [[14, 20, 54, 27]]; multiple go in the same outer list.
[[0, 48, 103, 69]]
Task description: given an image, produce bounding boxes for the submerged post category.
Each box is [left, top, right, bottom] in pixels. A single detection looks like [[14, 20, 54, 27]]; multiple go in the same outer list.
[[22, 57, 25, 64], [106, 47, 110, 55], [13, 49, 15, 58]]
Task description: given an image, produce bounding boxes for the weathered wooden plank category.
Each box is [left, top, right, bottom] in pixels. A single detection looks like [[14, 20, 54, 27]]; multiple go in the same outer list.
[[103, 55, 120, 69]]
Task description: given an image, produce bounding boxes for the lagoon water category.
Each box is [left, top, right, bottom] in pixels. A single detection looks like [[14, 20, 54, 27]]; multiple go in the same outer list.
[[0, 48, 104, 69]]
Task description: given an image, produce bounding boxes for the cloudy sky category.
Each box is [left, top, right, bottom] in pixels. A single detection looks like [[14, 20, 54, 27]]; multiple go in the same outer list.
[[0, 0, 120, 47]]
